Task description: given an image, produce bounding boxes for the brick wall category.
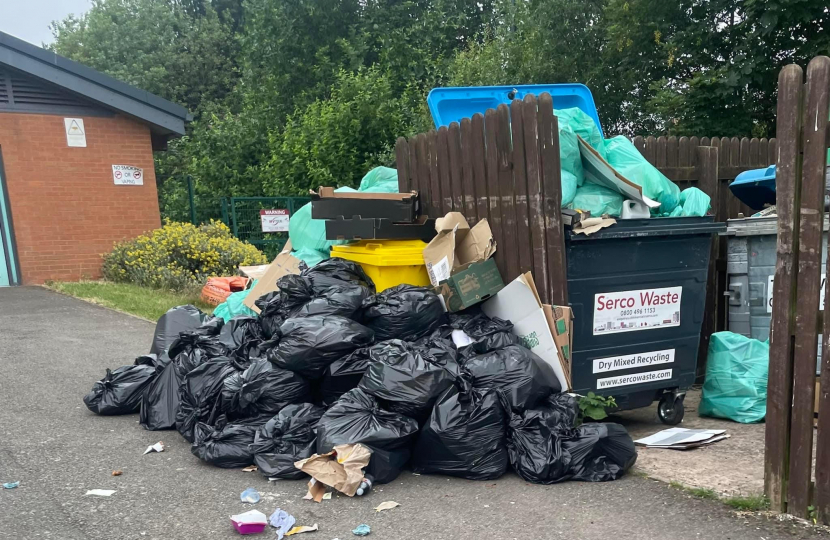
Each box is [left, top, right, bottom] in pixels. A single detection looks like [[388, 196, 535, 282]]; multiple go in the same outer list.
[[0, 112, 161, 284]]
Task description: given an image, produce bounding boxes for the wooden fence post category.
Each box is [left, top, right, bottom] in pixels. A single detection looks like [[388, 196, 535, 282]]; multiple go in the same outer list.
[[696, 145, 720, 378], [765, 63, 805, 513]]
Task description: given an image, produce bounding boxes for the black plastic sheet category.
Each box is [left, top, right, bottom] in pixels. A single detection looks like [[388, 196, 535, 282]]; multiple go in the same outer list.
[[317, 388, 418, 484], [320, 347, 372, 406], [176, 357, 238, 442], [149, 305, 207, 357], [361, 284, 445, 342], [268, 316, 374, 379], [359, 339, 459, 420], [251, 403, 326, 479], [84, 363, 157, 415], [561, 423, 637, 482], [463, 344, 558, 412], [191, 416, 270, 468], [411, 381, 509, 480], [220, 359, 309, 419]]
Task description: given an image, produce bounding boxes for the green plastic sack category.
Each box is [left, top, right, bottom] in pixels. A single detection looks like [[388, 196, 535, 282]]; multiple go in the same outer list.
[[570, 183, 624, 217], [293, 246, 328, 267], [604, 136, 681, 214], [359, 166, 399, 193], [555, 108, 605, 159], [677, 187, 711, 217], [213, 284, 258, 322], [699, 332, 768, 423], [288, 188, 355, 256]]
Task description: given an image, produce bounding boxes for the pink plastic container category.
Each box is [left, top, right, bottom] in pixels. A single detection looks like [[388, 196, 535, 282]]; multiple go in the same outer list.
[[231, 520, 267, 535], [230, 511, 268, 535]]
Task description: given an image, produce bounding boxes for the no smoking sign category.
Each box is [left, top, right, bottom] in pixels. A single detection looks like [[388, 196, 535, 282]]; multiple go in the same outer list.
[[112, 165, 144, 185]]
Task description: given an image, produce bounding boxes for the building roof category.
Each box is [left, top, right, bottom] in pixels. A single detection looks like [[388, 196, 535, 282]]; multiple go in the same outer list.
[[0, 31, 191, 141]]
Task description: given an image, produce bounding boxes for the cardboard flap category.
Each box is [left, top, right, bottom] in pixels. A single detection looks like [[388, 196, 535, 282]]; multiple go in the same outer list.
[[481, 272, 541, 323], [315, 187, 417, 200], [457, 219, 496, 265], [242, 240, 302, 313], [577, 136, 661, 209], [435, 212, 470, 235], [422, 230, 457, 286]]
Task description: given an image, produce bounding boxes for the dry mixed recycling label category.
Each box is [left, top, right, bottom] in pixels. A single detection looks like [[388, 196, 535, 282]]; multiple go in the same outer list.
[[64, 118, 86, 147], [592, 286, 682, 335], [260, 209, 289, 233], [592, 348, 675, 374], [767, 274, 825, 313], [112, 165, 143, 185], [596, 368, 673, 389]]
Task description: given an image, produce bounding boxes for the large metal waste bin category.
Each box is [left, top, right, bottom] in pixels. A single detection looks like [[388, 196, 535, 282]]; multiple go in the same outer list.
[[566, 217, 725, 424], [724, 215, 826, 374]]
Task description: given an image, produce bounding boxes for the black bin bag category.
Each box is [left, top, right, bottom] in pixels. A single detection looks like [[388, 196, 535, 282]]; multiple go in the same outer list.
[[361, 284, 445, 342], [447, 311, 518, 357], [302, 257, 375, 292], [168, 333, 228, 377], [217, 316, 265, 364], [176, 357, 238, 442], [507, 407, 571, 485], [463, 344, 558, 412], [220, 359, 310, 419], [140, 360, 180, 430], [320, 347, 372, 406], [359, 339, 459, 420], [84, 362, 158, 415], [411, 380, 509, 480], [191, 416, 269, 468], [150, 305, 207, 357], [316, 388, 419, 484], [562, 423, 637, 482], [292, 282, 371, 321], [268, 316, 374, 379], [251, 403, 326, 479]]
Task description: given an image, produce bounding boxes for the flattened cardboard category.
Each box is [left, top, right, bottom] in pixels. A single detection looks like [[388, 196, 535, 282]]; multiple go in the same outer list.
[[238, 264, 271, 280], [295, 443, 372, 498], [437, 258, 504, 312], [242, 240, 302, 314], [325, 216, 436, 241], [549, 305, 574, 378], [572, 217, 617, 236], [577, 136, 661, 209], [311, 187, 419, 221], [512, 308, 570, 391], [480, 272, 541, 322]]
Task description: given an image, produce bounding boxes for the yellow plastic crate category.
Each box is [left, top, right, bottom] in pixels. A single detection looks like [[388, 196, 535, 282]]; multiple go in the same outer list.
[[331, 240, 431, 292]]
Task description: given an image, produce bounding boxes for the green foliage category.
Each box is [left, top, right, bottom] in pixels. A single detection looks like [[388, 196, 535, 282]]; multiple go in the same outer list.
[[578, 392, 617, 422], [102, 220, 267, 290], [724, 495, 770, 512]]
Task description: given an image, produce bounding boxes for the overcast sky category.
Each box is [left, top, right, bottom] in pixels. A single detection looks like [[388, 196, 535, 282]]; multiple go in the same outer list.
[[2, 0, 91, 47]]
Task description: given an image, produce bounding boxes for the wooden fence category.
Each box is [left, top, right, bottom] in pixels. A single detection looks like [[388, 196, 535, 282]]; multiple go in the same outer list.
[[395, 94, 568, 306], [765, 55, 830, 522]]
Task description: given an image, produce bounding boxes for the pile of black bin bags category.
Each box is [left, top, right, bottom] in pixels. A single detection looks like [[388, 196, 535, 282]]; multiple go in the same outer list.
[[84, 258, 637, 484]]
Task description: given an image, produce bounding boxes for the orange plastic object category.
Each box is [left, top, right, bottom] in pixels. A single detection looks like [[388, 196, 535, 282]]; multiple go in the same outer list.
[[200, 276, 249, 306]]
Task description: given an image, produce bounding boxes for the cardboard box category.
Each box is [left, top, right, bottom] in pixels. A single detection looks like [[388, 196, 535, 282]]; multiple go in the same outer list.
[[325, 216, 436, 241], [577, 135, 661, 210], [242, 240, 302, 314], [436, 258, 504, 312], [548, 305, 574, 379], [422, 212, 496, 287], [311, 187, 420, 222], [482, 272, 572, 390]]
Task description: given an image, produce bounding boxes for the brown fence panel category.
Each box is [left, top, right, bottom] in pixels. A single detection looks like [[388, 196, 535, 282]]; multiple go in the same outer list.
[[817, 60, 830, 525], [539, 94, 568, 305], [484, 109, 505, 276], [510, 99, 533, 277], [523, 95, 549, 303], [447, 122, 464, 216], [459, 119, 477, 222], [470, 114, 489, 224]]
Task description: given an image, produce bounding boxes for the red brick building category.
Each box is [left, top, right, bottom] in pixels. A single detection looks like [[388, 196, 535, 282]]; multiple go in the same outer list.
[[0, 32, 190, 286]]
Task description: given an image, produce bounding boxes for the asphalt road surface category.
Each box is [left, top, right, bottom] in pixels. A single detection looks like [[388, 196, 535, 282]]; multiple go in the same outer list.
[[0, 286, 824, 540]]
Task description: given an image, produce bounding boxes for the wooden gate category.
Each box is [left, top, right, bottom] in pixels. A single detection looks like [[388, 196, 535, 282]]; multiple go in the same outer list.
[[765, 55, 830, 522]]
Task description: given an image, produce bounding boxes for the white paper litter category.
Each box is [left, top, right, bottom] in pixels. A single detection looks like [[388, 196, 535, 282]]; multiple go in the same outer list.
[[85, 489, 116, 497], [143, 442, 164, 455], [634, 428, 728, 449]]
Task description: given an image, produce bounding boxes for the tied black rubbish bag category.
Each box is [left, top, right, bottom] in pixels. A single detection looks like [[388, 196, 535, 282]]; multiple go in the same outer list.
[[507, 407, 571, 485], [562, 423, 637, 482], [217, 316, 265, 366], [168, 333, 228, 378], [359, 339, 459, 420], [268, 316, 374, 379], [463, 344, 558, 412], [317, 388, 419, 484], [191, 416, 270, 468], [292, 282, 371, 321], [411, 380, 509, 480], [220, 359, 309, 419], [535, 393, 579, 430], [150, 305, 207, 357], [302, 257, 375, 292], [176, 357, 238, 443], [84, 363, 157, 415], [447, 311, 518, 357], [321, 347, 372, 406], [140, 360, 180, 430], [361, 284, 445, 342], [251, 403, 326, 479]]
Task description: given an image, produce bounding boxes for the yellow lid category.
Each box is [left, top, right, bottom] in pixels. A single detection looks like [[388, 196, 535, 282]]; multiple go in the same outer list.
[[331, 240, 427, 266]]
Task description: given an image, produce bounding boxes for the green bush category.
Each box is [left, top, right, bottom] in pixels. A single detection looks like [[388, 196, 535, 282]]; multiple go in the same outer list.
[[102, 220, 267, 291]]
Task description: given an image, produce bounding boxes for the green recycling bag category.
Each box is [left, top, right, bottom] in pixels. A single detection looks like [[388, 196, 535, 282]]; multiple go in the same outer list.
[[604, 136, 681, 214], [570, 183, 624, 217], [213, 284, 258, 322], [699, 332, 769, 423], [359, 166, 399, 193]]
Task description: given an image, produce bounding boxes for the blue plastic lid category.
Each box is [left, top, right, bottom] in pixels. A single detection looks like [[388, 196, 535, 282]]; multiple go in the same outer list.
[[427, 83, 603, 137], [729, 165, 776, 210], [731, 165, 776, 186]]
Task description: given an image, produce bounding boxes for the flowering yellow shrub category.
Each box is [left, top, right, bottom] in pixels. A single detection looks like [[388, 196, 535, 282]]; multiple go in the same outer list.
[[103, 220, 268, 290]]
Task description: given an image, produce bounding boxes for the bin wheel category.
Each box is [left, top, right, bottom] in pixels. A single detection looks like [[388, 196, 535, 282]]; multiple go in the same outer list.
[[658, 394, 685, 425]]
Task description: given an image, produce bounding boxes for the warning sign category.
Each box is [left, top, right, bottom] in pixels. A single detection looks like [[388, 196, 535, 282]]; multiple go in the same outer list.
[[767, 274, 825, 313], [112, 165, 144, 185], [64, 118, 86, 147], [260, 209, 290, 232], [592, 286, 682, 335]]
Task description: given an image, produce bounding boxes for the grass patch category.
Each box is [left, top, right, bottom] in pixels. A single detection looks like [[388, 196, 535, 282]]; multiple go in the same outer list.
[[47, 280, 214, 321], [723, 495, 770, 512]]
